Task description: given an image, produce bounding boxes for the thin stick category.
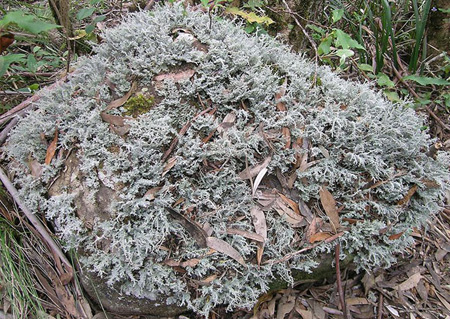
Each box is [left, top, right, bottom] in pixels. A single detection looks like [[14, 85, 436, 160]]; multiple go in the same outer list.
[[0, 75, 68, 125], [377, 293, 384, 319], [335, 243, 348, 319], [264, 232, 344, 265], [0, 117, 18, 146], [144, 0, 155, 10], [0, 167, 73, 270]]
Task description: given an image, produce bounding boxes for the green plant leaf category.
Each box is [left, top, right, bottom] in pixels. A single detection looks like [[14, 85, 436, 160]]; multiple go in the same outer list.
[[26, 54, 38, 73], [307, 24, 325, 36], [85, 25, 95, 34], [438, 8, 450, 13], [0, 54, 26, 76], [318, 36, 332, 55], [333, 29, 364, 50], [0, 11, 60, 34], [336, 49, 354, 66], [225, 7, 274, 25], [76, 8, 96, 21], [383, 90, 401, 102], [377, 73, 395, 88], [332, 9, 344, 23], [358, 63, 374, 73], [93, 15, 106, 23], [403, 75, 450, 86]]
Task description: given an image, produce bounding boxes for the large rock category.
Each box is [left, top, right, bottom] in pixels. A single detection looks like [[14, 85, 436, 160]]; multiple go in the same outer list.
[[3, 4, 448, 317]]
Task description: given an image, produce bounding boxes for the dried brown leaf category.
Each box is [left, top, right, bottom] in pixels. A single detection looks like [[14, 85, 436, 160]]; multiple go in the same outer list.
[[388, 231, 405, 240], [295, 306, 313, 319], [154, 69, 195, 82], [28, 157, 43, 177], [238, 156, 271, 180], [162, 157, 177, 177], [319, 186, 340, 233], [226, 228, 264, 242], [144, 187, 162, 200], [252, 167, 268, 196], [104, 81, 137, 111], [45, 129, 58, 165], [216, 112, 236, 134], [164, 258, 201, 268], [274, 198, 303, 226], [276, 294, 295, 319], [436, 291, 450, 311], [309, 232, 331, 243], [206, 236, 246, 266], [345, 297, 369, 305], [165, 207, 207, 248], [279, 193, 301, 215], [100, 112, 128, 127], [394, 272, 422, 291], [397, 185, 418, 206]]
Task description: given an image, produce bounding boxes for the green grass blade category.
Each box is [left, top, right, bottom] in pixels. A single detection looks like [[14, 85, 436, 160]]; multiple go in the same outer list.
[[381, 0, 399, 69], [409, 0, 432, 72]]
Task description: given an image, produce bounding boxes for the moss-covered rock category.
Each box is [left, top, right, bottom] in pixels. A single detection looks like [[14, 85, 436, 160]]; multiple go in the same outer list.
[[3, 4, 448, 317]]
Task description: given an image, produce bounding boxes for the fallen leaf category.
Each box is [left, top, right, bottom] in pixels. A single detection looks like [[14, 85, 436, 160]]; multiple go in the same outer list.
[[319, 186, 340, 233], [394, 272, 422, 291], [250, 206, 267, 266], [162, 157, 177, 176], [100, 112, 129, 127], [397, 185, 418, 206], [345, 297, 369, 305], [164, 258, 200, 268], [436, 291, 450, 311], [226, 228, 264, 242], [154, 69, 195, 82], [144, 187, 162, 200], [274, 198, 304, 226], [45, 129, 58, 165], [385, 304, 400, 317], [28, 157, 43, 177], [309, 232, 331, 243], [216, 112, 236, 134], [252, 167, 268, 196], [60, 272, 73, 285], [194, 274, 218, 286], [104, 81, 137, 111], [388, 231, 405, 240], [279, 193, 301, 215], [206, 236, 246, 266], [276, 294, 295, 319], [238, 156, 271, 180], [165, 207, 207, 248], [295, 306, 313, 319], [0, 33, 15, 53]]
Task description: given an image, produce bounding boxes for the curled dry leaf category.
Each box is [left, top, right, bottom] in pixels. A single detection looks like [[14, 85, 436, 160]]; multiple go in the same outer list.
[[319, 186, 340, 233], [252, 167, 268, 196], [154, 69, 196, 82], [394, 272, 422, 291], [388, 231, 405, 240], [45, 129, 58, 165], [100, 112, 128, 127], [28, 157, 43, 178], [397, 185, 418, 206], [238, 156, 271, 180], [250, 206, 267, 266], [216, 112, 236, 134], [164, 207, 207, 248], [162, 157, 177, 176], [226, 228, 264, 242], [144, 187, 162, 200], [164, 258, 201, 268], [206, 236, 246, 266], [104, 81, 137, 111], [309, 232, 332, 243], [279, 193, 301, 215], [274, 198, 304, 226]]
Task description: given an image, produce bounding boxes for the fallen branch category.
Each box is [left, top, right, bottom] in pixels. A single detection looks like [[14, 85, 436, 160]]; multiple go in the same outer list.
[[0, 117, 18, 146], [0, 74, 68, 126], [335, 243, 348, 319], [0, 167, 73, 271], [264, 232, 344, 265]]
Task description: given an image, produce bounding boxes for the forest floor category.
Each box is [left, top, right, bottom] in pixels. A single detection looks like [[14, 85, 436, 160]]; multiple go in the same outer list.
[[0, 1, 449, 318]]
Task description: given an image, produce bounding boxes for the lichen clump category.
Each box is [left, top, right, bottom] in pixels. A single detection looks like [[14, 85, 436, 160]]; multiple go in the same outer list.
[[3, 5, 448, 316]]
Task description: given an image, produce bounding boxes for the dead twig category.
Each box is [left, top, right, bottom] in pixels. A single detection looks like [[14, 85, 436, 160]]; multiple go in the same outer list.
[[0, 117, 18, 146], [0, 74, 68, 126], [264, 232, 344, 265], [0, 167, 73, 271], [162, 107, 213, 161], [377, 293, 384, 319], [335, 243, 348, 319]]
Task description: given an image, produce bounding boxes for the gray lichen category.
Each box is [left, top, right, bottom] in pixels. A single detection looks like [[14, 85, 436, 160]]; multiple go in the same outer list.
[[3, 4, 449, 316]]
